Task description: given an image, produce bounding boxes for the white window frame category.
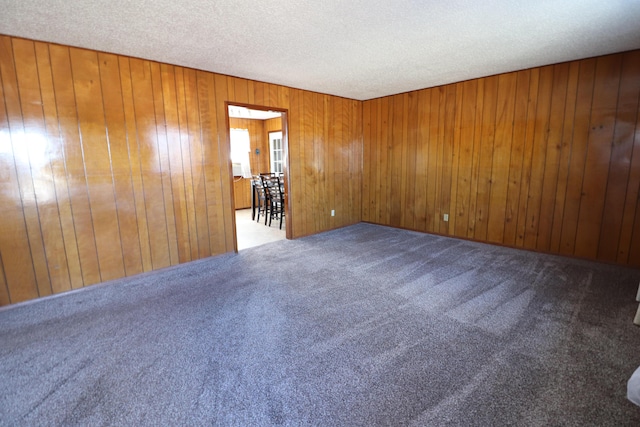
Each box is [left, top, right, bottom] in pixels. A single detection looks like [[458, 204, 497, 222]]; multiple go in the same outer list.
[[269, 131, 283, 174]]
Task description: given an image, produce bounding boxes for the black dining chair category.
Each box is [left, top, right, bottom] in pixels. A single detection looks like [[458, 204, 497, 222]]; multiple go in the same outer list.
[[262, 175, 285, 229], [252, 176, 269, 224]]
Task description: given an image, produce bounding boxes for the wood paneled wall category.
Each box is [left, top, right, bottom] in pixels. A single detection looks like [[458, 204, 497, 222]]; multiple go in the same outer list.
[[229, 117, 267, 209], [233, 178, 251, 209], [363, 50, 640, 266], [265, 117, 282, 132], [0, 35, 362, 305], [229, 117, 270, 175]]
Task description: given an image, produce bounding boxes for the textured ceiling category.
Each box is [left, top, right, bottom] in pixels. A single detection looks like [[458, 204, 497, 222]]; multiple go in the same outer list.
[[1, 0, 639, 100]]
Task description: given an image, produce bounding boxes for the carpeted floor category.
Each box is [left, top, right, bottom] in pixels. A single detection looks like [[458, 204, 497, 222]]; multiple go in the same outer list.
[[1, 223, 639, 426]]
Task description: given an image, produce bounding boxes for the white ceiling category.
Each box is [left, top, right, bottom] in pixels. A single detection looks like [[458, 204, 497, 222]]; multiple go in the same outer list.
[[228, 106, 282, 120], [1, 0, 639, 100]]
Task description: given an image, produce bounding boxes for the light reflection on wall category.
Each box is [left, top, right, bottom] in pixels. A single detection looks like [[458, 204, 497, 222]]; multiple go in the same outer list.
[[0, 129, 57, 205], [0, 129, 12, 157]]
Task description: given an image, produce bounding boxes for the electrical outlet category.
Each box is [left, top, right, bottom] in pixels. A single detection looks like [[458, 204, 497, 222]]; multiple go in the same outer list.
[[443, 213, 449, 222], [331, 209, 335, 217]]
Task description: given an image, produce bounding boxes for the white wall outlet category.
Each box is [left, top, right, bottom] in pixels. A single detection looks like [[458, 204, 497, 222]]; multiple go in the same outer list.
[[443, 213, 449, 222], [331, 209, 335, 217]]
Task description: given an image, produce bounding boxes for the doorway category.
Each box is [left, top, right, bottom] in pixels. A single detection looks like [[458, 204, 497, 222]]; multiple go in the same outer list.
[[226, 103, 290, 251]]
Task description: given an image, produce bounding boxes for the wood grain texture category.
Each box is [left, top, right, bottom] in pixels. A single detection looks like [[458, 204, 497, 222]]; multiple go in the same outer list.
[[229, 117, 270, 176], [0, 36, 40, 302], [0, 35, 362, 305], [4, 32, 637, 306], [2, 37, 52, 299], [363, 50, 640, 266], [233, 178, 251, 209]]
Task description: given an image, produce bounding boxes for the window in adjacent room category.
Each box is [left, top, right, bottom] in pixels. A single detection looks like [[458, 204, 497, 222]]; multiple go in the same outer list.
[[269, 131, 283, 174], [230, 128, 252, 178]]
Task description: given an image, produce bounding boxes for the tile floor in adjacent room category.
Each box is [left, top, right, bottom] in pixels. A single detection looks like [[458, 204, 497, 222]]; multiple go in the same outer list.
[[235, 208, 286, 250]]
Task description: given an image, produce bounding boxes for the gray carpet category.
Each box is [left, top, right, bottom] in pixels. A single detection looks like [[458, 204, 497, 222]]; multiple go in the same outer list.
[[1, 223, 639, 426]]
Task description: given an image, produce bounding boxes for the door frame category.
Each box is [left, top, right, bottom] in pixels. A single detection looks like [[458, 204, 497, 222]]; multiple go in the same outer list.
[[225, 102, 291, 251]]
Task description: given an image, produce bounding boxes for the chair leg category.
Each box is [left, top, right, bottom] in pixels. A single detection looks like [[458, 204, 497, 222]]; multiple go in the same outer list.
[[279, 205, 283, 230], [257, 200, 263, 223]]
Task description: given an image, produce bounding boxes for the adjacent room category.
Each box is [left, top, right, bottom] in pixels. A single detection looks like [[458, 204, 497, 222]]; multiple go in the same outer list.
[[1, 1, 640, 425], [228, 105, 287, 250]]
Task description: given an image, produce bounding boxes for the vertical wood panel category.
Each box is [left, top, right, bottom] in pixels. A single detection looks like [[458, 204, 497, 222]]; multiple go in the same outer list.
[[536, 64, 569, 252], [99, 52, 144, 276], [184, 68, 211, 259], [453, 81, 477, 237], [426, 89, 440, 232], [150, 62, 179, 265], [523, 66, 554, 249], [289, 89, 302, 236], [303, 91, 315, 236], [433, 88, 446, 234], [467, 80, 484, 238], [573, 55, 622, 259], [15, 39, 71, 295], [559, 59, 596, 255], [4, 38, 52, 298], [49, 44, 102, 287], [363, 50, 640, 267], [414, 90, 429, 231], [353, 99, 363, 224], [197, 71, 224, 255], [130, 58, 171, 270], [474, 75, 498, 241], [213, 73, 234, 252], [35, 42, 83, 290], [253, 81, 265, 106], [514, 68, 539, 247], [439, 85, 456, 234], [362, 100, 372, 222], [335, 96, 346, 228], [174, 67, 199, 260], [487, 72, 516, 243], [313, 93, 326, 231], [447, 83, 463, 235], [327, 95, 337, 229], [1, 35, 362, 305], [399, 93, 410, 228], [389, 94, 403, 227], [379, 97, 390, 224], [161, 63, 191, 263], [0, 36, 40, 302], [617, 56, 640, 265], [549, 62, 580, 253], [503, 70, 530, 245], [598, 52, 640, 261], [118, 57, 153, 272], [70, 47, 125, 282]]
